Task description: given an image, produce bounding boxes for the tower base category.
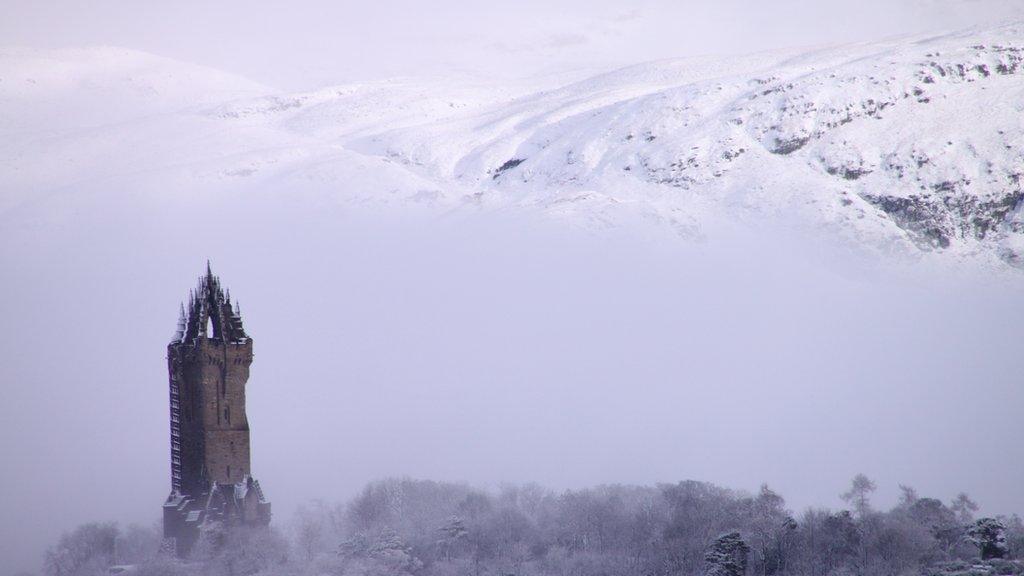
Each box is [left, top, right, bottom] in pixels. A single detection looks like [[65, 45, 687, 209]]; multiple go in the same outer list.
[[162, 475, 271, 557]]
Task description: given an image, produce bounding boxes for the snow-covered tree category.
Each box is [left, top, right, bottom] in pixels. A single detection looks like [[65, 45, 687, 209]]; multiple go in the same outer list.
[[705, 532, 750, 576], [967, 517, 1008, 560], [191, 524, 290, 576], [437, 516, 468, 561], [748, 485, 796, 576], [44, 522, 119, 576], [338, 528, 423, 576]]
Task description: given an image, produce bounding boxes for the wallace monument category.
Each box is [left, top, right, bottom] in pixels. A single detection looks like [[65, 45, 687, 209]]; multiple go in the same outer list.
[[162, 265, 271, 556]]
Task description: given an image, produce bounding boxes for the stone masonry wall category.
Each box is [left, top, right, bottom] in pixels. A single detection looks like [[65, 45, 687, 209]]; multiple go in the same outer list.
[[198, 338, 253, 486]]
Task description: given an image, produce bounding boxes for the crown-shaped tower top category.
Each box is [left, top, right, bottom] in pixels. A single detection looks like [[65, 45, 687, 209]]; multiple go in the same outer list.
[[172, 262, 248, 345]]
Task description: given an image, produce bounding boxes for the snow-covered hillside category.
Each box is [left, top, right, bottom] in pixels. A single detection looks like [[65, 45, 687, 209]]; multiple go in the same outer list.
[[355, 24, 1024, 265], [4, 25, 1024, 268]]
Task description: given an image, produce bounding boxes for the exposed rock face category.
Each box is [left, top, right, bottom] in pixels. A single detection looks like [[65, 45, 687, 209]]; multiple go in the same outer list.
[[862, 191, 1024, 249], [735, 40, 1024, 255]]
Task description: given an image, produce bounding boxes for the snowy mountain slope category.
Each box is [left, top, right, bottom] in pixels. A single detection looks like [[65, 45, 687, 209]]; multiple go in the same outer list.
[[0, 50, 505, 216], [3, 26, 1024, 268], [0, 47, 269, 133], [349, 24, 1024, 264]]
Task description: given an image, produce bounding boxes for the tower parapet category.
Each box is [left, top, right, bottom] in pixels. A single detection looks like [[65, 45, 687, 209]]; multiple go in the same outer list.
[[163, 264, 270, 556]]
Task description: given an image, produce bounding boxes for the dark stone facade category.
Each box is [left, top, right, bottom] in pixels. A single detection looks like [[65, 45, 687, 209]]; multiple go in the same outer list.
[[163, 265, 271, 556]]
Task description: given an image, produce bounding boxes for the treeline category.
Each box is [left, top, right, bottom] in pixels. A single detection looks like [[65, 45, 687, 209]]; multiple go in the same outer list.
[[42, 476, 1024, 576]]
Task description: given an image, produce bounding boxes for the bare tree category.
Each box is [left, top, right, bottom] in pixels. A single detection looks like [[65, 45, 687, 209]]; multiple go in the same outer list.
[[44, 522, 119, 576], [840, 474, 876, 517], [950, 493, 980, 525]]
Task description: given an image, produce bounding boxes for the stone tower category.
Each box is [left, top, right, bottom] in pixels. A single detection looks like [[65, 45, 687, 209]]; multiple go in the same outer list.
[[163, 264, 271, 556]]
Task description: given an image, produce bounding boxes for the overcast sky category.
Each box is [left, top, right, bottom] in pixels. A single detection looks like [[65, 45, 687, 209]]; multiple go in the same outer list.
[[4, 2, 1024, 575], [3, 0, 1024, 88]]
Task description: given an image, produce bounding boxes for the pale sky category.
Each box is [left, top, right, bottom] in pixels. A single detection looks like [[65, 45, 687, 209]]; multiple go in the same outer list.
[[3, 0, 1023, 88]]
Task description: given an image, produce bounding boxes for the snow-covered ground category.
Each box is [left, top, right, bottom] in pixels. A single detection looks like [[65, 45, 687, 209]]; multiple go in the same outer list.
[[4, 25, 1024, 271]]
